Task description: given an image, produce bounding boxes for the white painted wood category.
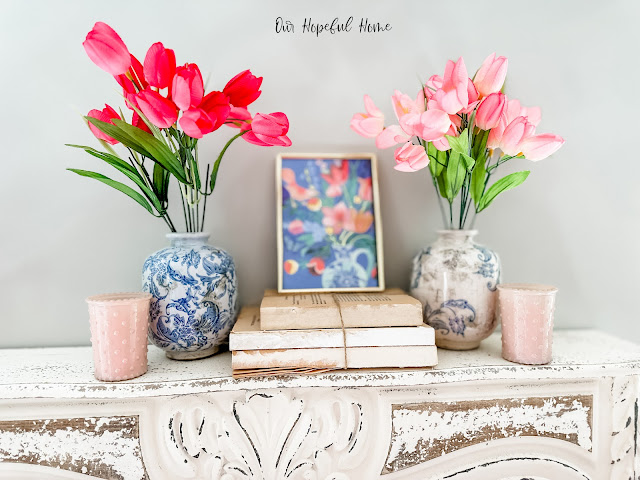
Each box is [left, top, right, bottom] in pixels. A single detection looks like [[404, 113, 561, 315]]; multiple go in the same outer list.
[[0, 329, 638, 479]]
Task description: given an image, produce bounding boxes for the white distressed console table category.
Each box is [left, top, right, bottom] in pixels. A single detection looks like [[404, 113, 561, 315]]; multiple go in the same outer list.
[[0, 330, 639, 480]]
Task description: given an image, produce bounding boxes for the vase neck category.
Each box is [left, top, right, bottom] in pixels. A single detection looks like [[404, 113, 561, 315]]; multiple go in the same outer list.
[[167, 232, 210, 247], [436, 229, 477, 246]]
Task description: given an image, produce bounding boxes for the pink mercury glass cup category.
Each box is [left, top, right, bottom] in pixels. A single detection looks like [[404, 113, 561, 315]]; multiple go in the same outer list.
[[86, 292, 151, 381], [497, 284, 558, 365]]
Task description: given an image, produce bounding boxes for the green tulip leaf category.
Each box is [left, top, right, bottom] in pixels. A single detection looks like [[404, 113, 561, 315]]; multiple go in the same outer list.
[[153, 163, 170, 205], [67, 169, 154, 214], [477, 170, 530, 212], [470, 154, 487, 207], [459, 152, 475, 172], [427, 142, 444, 177], [67, 144, 164, 213], [444, 152, 467, 201], [85, 117, 153, 158], [446, 128, 470, 155], [111, 120, 189, 184]]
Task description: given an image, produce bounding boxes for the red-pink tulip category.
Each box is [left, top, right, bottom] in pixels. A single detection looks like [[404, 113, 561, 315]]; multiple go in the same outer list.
[[223, 70, 263, 107], [143, 42, 176, 89], [393, 143, 429, 172], [136, 89, 178, 128], [474, 53, 508, 98], [129, 54, 147, 90], [476, 93, 506, 130], [200, 91, 231, 131], [83, 22, 131, 76], [179, 108, 215, 139], [87, 104, 121, 144], [171, 64, 204, 111], [131, 111, 152, 134], [225, 106, 252, 130], [243, 112, 291, 147], [520, 134, 565, 161], [351, 95, 385, 138]]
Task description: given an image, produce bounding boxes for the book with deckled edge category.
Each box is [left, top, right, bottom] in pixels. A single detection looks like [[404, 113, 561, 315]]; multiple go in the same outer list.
[[260, 289, 423, 330], [231, 345, 438, 370], [230, 306, 435, 351]]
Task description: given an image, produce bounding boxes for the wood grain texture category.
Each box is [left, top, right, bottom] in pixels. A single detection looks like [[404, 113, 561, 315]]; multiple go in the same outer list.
[[384, 395, 593, 473], [0, 416, 147, 480]]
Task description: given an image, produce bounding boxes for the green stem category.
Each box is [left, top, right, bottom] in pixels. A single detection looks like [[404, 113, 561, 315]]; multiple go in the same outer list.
[[209, 132, 245, 194]]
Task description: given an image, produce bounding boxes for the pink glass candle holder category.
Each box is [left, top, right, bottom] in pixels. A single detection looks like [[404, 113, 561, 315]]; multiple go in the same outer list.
[[86, 292, 151, 381], [498, 284, 558, 365]]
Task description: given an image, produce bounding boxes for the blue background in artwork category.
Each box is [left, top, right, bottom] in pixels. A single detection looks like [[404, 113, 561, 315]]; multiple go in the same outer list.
[[281, 158, 379, 290]]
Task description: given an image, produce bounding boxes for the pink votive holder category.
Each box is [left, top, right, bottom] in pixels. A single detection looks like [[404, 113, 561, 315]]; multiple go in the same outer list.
[[86, 292, 151, 381], [497, 283, 558, 365]]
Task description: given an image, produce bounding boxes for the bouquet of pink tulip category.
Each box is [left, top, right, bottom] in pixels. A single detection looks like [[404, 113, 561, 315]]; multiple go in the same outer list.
[[68, 22, 291, 232], [351, 53, 564, 229]]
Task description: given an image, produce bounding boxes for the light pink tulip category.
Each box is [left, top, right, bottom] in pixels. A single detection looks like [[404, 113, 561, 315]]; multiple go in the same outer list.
[[350, 95, 384, 138], [393, 143, 429, 172], [392, 90, 425, 120], [83, 22, 131, 76], [404, 110, 451, 142], [375, 125, 410, 149], [136, 89, 178, 128], [474, 53, 508, 98], [488, 116, 536, 156], [423, 75, 443, 101], [432, 124, 458, 151], [171, 64, 204, 111], [143, 42, 176, 89], [475, 93, 506, 130], [520, 134, 565, 161], [429, 57, 469, 114]]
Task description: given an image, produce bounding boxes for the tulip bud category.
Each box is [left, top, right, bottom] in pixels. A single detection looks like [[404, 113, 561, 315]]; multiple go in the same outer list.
[[393, 143, 429, 172], [476, 93, 506, 130], [87, 104, 121, 144], [223, 70, 263, 107], [143, 43, 176, 89], [83, 22, 131, 76], [171, 64, 204, 111], [474, 53, 508, 98]]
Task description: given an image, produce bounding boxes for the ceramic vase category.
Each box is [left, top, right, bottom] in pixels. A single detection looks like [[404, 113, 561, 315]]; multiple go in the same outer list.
[[410, 230, 500, 350], [142, 233, 238, 360]]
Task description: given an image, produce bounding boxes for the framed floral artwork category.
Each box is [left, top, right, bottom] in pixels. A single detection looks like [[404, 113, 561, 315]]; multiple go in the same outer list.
[[276, 153, 385, 292]]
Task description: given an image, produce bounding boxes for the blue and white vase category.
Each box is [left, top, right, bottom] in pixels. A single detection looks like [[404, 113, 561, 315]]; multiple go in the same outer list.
[[142, 233, 238, 360], [410, 230, 500, 350]]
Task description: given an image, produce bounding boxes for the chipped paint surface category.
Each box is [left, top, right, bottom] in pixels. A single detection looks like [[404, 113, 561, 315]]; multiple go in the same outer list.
[[0, 416, 146, 480], [2, 331, 640, 400], [384, 395, 593, 473]]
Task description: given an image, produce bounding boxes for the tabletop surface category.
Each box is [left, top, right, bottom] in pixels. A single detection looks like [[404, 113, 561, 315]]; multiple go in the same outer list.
[[1, 329, 639, 400]]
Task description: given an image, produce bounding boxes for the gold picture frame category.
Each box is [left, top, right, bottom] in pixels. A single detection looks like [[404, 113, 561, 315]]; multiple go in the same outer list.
[[276, 153, 385, 293]]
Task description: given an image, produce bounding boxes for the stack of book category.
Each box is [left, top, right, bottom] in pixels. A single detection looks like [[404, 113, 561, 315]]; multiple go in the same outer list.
[[229, 289, 437, 377]]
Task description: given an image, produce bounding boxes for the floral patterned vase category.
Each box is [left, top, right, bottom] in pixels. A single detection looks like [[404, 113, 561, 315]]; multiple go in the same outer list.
[[321, 244, 375, 288], [142, 233, 238, 360], [410, 230, 500, 350]]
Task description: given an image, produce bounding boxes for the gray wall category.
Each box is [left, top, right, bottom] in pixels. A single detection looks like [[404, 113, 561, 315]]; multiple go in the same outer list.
[[2, 0, 639, 348]]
